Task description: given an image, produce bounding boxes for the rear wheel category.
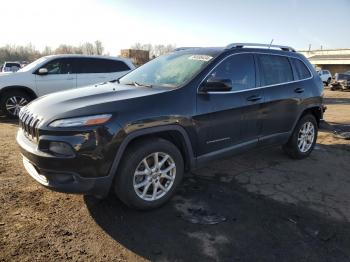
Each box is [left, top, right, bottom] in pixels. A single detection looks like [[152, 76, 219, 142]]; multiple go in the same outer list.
[[0, 90, 31, 118], [114, 138, 184, 210], [283, 114, 318, 159]]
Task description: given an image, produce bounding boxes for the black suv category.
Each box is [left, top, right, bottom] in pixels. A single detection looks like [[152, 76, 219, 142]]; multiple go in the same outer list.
[[17, 43, 324, 210]]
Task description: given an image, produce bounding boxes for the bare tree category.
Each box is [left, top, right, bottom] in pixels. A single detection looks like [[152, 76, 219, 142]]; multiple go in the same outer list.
[[130, 43, 176, 58], [42, 46, 53, 56], [81, 42, 94, 55], [131, 42, 143, 50], [0, 41, 105, 64], [94, 40, 104, 55], [0, 44, 41, 63], [55, 44, 76, 54]]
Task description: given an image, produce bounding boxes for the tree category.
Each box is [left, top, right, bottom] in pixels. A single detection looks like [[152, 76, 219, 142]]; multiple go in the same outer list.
[[94, 40, 104, 55], [55, 44, 76, 54], [81, 42, 95, 55], [42, 46, 53, 56], [130, 43, 176, 57]]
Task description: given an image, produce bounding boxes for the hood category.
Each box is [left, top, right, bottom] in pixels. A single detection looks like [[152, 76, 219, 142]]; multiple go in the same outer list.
[[0, 71, 28, 87], [0, 71, 25, 77], [24, 82, 168, 123]]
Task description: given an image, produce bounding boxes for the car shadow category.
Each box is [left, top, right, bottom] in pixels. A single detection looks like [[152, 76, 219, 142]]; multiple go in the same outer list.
[[324, 97, 350, 105], [84, 173, 350, 261], [320, 120, 350, 137], [0, 115, 18, 125]]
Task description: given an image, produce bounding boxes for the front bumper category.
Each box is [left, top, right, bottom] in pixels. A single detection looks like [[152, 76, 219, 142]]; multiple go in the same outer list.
[[17, 129, 115, 197], [21, 156, 112, 197]]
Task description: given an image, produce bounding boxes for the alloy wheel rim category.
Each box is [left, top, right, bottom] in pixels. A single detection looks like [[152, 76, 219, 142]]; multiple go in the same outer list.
[[5, 96, 28, 116], [297, 121, 315, 153], [133, 152, 176, 201]]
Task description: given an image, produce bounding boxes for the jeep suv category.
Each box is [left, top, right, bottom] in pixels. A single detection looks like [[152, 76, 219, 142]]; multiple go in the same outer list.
[[0, 55, 134, 118], [17, 43, 324, 210]]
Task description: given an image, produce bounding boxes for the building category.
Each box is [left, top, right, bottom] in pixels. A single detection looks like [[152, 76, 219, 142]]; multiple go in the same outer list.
[[299, 49, 350, 75], [120, 49, 150, 67]]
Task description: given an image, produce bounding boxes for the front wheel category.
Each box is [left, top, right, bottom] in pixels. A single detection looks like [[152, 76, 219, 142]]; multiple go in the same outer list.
[[0, 90, 31, 118], [114, 138, 184, 210], [283, 114, 318, 159]]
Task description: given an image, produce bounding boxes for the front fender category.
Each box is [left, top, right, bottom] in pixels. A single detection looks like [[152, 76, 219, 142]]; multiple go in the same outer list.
[[107, 123, 196, 180]]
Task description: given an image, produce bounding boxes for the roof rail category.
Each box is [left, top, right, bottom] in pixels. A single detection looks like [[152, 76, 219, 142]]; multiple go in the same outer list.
[[225, 43, 296, 52], [173, 47, 200, 51]]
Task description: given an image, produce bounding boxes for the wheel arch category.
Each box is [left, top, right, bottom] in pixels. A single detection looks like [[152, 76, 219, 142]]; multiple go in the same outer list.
[[108, 125, 196, 179], [300, 106, 323, 127], [0, 86, 37, 100]]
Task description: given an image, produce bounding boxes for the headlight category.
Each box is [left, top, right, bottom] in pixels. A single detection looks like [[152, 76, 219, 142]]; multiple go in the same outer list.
[[49, 114, 112, 127]]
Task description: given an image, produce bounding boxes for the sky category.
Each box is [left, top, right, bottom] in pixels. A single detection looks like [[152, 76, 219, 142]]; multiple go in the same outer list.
[[1, 0, 349, 55]]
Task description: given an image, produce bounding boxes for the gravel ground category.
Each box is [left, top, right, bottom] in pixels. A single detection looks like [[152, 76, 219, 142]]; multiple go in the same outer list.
[[0, 89, 350, 262]]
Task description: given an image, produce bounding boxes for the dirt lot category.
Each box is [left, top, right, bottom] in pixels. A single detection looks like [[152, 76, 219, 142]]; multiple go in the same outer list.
[[1, 89, 350, 262]]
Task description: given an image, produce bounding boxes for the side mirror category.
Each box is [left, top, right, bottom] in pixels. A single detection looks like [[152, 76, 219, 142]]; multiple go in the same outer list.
[[200, 78, 232, 93], [37, 68, 48, 75]]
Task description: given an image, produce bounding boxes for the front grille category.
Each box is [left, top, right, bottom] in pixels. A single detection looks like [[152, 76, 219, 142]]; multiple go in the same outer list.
[[19, 108, 41, 142]]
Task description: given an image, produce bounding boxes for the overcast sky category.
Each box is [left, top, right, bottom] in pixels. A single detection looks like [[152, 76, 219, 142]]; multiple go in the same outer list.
[[1, 0, 349, 55]]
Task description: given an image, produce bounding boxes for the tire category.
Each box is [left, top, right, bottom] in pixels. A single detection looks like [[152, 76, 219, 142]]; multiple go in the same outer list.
[[283, 114, 318, 159], [114, 138, 184, 210], [0, 90, 31, 118], [327, 78, 331, 86]]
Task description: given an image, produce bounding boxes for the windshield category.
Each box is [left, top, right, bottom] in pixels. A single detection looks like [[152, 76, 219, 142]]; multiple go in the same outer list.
[[18, 57, 48, 72], [119, 52, 214, 88]]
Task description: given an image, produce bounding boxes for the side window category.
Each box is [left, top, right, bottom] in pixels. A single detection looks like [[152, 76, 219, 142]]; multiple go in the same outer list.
[[257, 54, 293, 86], [75, 58, 104, 74], [291, 58, 311, 80], [209, 54, 255, 91], [42, 59, 73, 74], [74, 58, 130, 74], [107, 60, 130, 72]]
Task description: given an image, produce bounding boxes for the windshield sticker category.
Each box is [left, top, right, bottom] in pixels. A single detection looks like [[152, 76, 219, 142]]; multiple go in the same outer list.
[[188, 55, 213, 62]]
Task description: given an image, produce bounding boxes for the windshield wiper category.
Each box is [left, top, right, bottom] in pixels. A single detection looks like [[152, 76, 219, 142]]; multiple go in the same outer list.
[[134, 81, 152, 88], [123, 81, 153, 88]]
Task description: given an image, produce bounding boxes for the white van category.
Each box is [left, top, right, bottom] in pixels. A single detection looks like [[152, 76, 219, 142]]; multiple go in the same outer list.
[[0, 55, 135, 117]]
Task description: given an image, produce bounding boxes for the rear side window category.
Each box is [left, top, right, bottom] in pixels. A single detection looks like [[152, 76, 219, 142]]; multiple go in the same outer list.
[[209, 53, 256, 91], [74, 58, 130, 74], [257, 54, 293, 86], [291, 58, 311, 80], [107, 60, 130, 72]]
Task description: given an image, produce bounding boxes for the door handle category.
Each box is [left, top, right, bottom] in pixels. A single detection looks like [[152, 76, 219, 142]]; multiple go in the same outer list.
[[246, 95, 262, 102], [294, 87, 304, 93]]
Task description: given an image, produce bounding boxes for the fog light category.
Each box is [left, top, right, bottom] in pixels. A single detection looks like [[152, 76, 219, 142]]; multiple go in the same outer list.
[[49, 142, 74, 157]]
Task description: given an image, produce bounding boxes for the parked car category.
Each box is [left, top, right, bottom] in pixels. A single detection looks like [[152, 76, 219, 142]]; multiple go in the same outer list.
[[317, 70, 332, 85], [17, 43, 324, 210], [0, 55, 135, 117], [330, 71, 350, 91], [1, 61, 21, 73]]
